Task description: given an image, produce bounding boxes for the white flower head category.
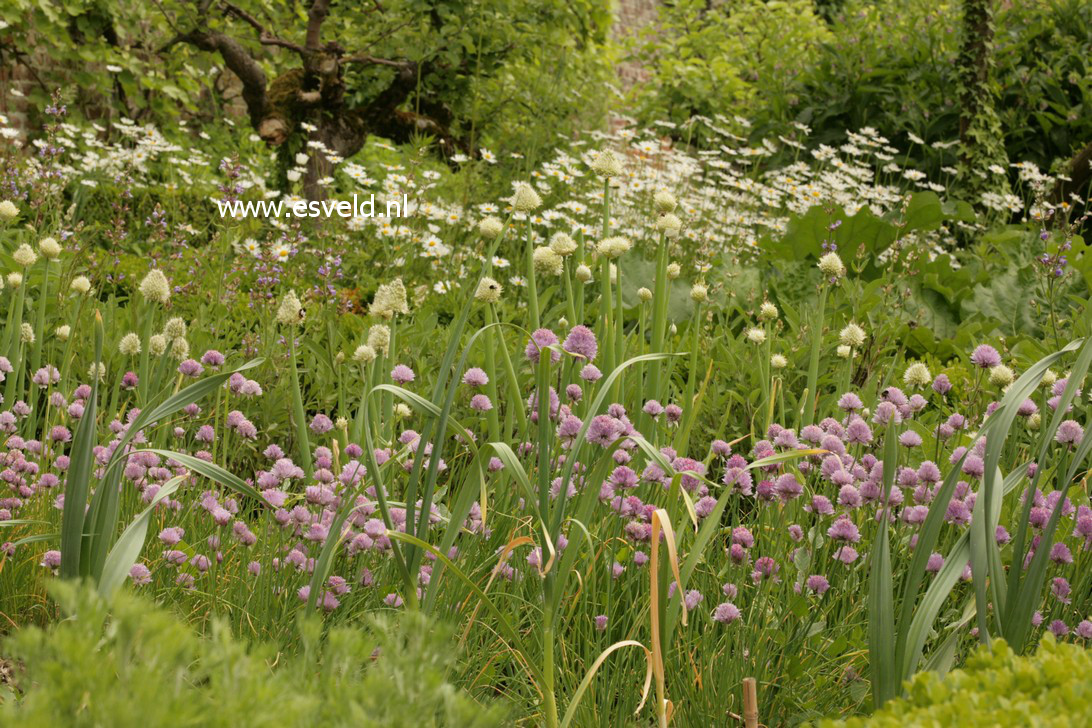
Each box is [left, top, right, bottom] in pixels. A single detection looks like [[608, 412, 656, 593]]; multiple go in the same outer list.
[[276, 290, 303, 326], [139, 269, 171, 305]]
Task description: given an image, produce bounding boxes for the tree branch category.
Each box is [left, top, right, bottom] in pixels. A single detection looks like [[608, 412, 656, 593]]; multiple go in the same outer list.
[[305, 0, 332, 50], [170, 29, 268, 128], [220, 1, 304, 54]]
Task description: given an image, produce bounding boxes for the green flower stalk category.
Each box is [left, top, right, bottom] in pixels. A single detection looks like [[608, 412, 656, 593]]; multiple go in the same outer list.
[[277, 290, 313, 479]]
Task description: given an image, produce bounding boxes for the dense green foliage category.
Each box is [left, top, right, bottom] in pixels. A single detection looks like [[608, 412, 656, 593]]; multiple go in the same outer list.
[[823, 635, 1092, 727], [0, 583, 505, 726], [1, 1, 1091, 726]]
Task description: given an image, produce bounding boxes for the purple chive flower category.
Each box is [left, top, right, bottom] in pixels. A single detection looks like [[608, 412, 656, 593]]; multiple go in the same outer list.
[[462, 367, 489, 387], [1077, 620, 1092, 639], [1052, 577, 1071, 604], [805, 574, 829, 595], [932, 374, 952, 395], [391, 364, 416, 384], [129, 563, 152, 585], [827, 518, 861, 543], [1050, 619, 1068, 638], [834, 546, 859, 564], [712, 601, 741, 625], [525, 329, 561, 364], [664, 404, 683, 423], [201, 350, 226, 368], [837, 393, 863, 411], [643, 400, 664, 417], [586, 415, 621, 447], [40, 550, 61, 568], [774, 473, 802, 502], [562, 325, 598, 361], [1055, 420, 1084, 447], [178, 359, 204, 377], [926, 553, 944, 573], [970, 345, 1001, 369], [899, 430, 923, 448], [310, 414, 334, 434], [594, 615, 608, 631], [470, 394, 493, 412], [580, 364, 602, 382], [1050, 542, 1073, 565], [683, 589, 704, 610]]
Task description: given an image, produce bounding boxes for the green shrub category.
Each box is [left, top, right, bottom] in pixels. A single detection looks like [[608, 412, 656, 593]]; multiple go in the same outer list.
[[822, 636, 1092, 727], [0, 583, 505, 727]]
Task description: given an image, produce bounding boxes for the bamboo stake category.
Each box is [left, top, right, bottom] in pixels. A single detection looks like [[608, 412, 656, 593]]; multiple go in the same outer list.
[[743, 677, 758, 728]]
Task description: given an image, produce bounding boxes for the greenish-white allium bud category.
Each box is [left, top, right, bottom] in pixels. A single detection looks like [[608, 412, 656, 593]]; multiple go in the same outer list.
[[818, 252, 846, 280], [87, 362, 106, 380], [39, 237, 62, 260], [149, 334, 167, 356], [276, 290, 303, 326], [575, 264, 593, 283], [903, 362, 931, 388], [744, 327, 766, 345], [758, 301, 779, 321], [690, 283, 708, 303], [590, 149, 624, 177], [1027, 412, 1041, 430], [475, 276, 503, 303], [839, 323, 866, 348], [353, 344, 377, 364], [70, 275, 91, 295], [7, 272, 22, 288], [511, 182, 542, 212], [638, 287, 653, 302], [13, 244, 37, 268], [119, 333, 142, 356], [367, 324, 391, 356], [653, 190, 677, 213], [139, 269, 171, 305], [596, 236, 631, 259], [770, 354, 788, 369], [549, 232, 577, 256], [371, 278, 409, 319], [0, 200, 18, 221], [479, 216, 504, 240], [170, 337, 190, 360], [335, 416, 348, 430], [163, 317, 187, 340], [533, 246, 563, 276], [559, 317, 569, 329], [20, 322, 34, 344], [989, 364, 1015, 387], [394, 403, 412, 419], [655, 213, 682, 238], [55, 325, 71, 341], [836, 345, 852, 359], [666, 262, 681, 280], [1042, 369, 1058, 387]]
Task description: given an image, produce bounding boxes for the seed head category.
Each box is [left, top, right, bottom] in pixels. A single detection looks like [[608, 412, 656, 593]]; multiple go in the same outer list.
[[653, 190, 677, 213], [39, 237, 62, 260], [119, 333, 142, 356], [475, 276, 503, 303], [13, 244, 37, 268], [590, 149, 623, 177], [139, 269, 171, 305], [478, 216, 504, 239], [275, 290, 303, 326], [511, 182, 542, 212], [70, 275, 91, 295]]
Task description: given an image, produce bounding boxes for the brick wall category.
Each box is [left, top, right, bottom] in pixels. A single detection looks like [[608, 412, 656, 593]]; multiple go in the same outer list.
[[612, 0, 659, 87]]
